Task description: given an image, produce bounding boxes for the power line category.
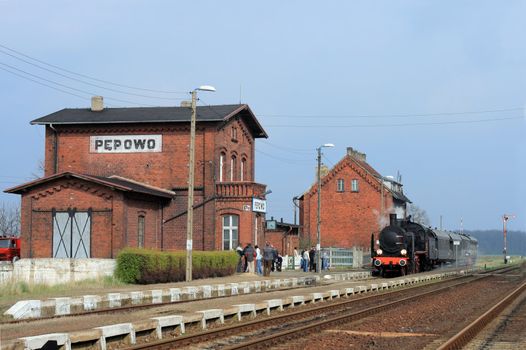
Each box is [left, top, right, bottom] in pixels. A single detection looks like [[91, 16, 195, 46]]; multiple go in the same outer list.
[[0, 62, 158, 107], [0, 43, 188, 94], [259, 107, 523, 119], [0, 65, 91, 101], [264, 116, 523, 128], [259, 140, 313, 154], [0, 48, 186, 101], [256, 149, 311, 163]]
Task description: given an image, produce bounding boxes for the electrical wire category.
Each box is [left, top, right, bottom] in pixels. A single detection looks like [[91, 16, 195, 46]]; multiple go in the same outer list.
[[0, 43, 188, 94], [263, 116, 523, 128], [258, 140, 313, 154], [256, 149, 311, 163], [0, 48, 186, 101], [259, 107, 524, 119], [0, 62, 158, 107]]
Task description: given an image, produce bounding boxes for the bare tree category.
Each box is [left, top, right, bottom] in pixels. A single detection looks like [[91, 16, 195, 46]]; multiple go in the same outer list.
[[30, 158, 45, 179], [407, 203, 430, 226], [0, 203, 21, 236]]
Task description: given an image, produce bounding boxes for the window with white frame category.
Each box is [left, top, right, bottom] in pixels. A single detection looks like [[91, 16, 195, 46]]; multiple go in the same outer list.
[[337, 179, 344, 192], [351, 179, 359, 192], [222, 215, 239, 250], [219, 152, 225, 182]]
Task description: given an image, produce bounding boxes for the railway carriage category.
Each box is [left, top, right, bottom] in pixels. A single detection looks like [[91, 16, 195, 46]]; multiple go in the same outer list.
[[372, 214, 478, 277]]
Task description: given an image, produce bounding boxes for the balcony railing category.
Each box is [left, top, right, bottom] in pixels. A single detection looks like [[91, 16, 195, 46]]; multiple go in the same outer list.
[[215, 182, 267, 198]]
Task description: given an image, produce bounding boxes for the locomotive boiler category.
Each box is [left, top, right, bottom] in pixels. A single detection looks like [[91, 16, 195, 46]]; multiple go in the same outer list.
[[372, 214, 478, 277]]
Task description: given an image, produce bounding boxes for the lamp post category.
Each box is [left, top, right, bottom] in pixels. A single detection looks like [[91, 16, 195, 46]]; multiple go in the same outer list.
[[186, 85, 216, 282], [316, 143, 334, 274]]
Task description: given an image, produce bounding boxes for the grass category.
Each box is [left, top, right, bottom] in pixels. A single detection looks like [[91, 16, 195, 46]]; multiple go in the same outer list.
[[0, 275, 127, 314], [476, 255, 524, 270]]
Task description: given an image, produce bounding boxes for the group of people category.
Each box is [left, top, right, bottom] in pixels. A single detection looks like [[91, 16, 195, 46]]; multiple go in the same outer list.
[[299, 247, 330, 272], [236, 242, 283, 276]]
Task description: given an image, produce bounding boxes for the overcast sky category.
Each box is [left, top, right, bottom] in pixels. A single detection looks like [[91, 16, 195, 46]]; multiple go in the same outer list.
[[1, 1, 525, 231]]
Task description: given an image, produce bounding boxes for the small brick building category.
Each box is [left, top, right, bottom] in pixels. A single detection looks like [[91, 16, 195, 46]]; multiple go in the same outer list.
[[6, 100, 269, 258], [299, 147, 410, 249]]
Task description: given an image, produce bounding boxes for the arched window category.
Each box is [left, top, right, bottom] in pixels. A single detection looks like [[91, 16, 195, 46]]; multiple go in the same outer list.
[[222, 215, 239, 250], [230, 155, 237, 181], [219, 152, 226, 182], [240, 158, 246, 181]]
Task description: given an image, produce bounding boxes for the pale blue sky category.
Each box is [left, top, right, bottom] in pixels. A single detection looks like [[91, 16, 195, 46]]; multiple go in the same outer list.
[[1, 1, 525, 231]]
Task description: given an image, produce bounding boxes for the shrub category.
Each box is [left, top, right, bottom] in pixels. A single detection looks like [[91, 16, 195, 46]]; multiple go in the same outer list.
[[115, 248, 238, 284]]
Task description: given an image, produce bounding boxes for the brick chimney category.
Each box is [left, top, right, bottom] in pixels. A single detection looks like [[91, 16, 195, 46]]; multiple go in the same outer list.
[[347, 147, 366, 162], [91, 96, 104, 112]]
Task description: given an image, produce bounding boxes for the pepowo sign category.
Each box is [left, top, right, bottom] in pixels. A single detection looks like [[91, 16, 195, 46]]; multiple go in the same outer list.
[[90, 135, 162, 153]]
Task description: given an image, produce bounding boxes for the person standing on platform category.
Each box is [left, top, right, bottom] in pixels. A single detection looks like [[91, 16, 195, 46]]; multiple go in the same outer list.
[[303, 249, 310, 272], [309, 247, 315, 272], [244, 243, 255, 273], [255, 245, 263, 275], [236, 243, 244, 273], [293, 247, 300, 270], [263, 242, 274, 276]]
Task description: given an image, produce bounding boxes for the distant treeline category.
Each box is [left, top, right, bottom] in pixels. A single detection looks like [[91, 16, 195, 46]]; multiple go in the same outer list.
[[465, 230, 526, 256]]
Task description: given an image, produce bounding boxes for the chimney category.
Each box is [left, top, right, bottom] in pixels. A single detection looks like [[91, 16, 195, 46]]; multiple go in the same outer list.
[[389, 214, 397, 226], [91, 96, 104, 112], [346, 147, 366, 162]]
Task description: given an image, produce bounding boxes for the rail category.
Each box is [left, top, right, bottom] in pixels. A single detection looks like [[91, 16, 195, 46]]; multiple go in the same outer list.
[[436, 280, 526, 350]]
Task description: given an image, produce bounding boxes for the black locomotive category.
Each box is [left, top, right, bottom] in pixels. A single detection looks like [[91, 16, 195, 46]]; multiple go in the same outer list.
[[371, 214, 478, 277]]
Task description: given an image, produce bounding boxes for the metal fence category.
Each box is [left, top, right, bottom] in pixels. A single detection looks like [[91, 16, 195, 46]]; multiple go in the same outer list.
[[283, 247, 369, 270]]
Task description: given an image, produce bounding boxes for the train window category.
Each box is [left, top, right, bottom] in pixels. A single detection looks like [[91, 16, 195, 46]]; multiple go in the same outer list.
[[351, 179, 359, 192], [337, 179, 344, 192]]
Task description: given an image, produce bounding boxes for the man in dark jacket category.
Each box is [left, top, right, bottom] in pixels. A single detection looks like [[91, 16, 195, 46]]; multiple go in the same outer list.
[[263, 242, 274, 276], [244, 243, 255, 273]]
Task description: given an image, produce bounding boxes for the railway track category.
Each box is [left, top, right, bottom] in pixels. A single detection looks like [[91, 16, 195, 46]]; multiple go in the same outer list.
[[437, 280, 526, 350], [123, 266, 518, 350]]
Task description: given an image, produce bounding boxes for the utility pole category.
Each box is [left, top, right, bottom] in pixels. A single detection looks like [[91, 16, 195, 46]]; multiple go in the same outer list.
[[502, 214, 516, 264], [185, 89, 197, 282], [185, 86, 215, 283], [316, 144, 334, 275]]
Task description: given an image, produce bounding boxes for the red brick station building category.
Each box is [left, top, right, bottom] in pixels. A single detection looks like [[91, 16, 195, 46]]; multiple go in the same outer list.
[[6, 99, 269, 258], [299, 148, 411, 249]]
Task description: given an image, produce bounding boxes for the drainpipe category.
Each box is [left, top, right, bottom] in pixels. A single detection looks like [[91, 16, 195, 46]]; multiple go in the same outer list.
[[49, 123, 58, 174]]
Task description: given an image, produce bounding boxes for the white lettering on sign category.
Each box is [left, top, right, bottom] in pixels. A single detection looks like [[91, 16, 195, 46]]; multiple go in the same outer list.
[[252, 198, 267, 213], [90, 135, 162, 153]]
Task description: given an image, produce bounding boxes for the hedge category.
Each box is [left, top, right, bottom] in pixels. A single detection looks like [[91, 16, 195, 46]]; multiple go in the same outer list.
[[115, 248, 238, 284]]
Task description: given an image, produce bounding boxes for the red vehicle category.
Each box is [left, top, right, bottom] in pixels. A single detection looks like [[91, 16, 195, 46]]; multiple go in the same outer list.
[[0, 237, 21, 262]]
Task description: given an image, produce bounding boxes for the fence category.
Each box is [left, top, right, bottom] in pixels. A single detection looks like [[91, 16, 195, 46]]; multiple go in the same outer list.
[[282, 247, 369, 270]]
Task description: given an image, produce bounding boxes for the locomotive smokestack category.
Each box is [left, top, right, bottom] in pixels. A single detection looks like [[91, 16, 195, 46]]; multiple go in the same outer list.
[[390, 214, 397, 226]]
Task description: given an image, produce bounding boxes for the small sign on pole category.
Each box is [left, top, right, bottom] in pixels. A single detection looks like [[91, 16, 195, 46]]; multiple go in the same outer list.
[[252, 198, 267, 213]]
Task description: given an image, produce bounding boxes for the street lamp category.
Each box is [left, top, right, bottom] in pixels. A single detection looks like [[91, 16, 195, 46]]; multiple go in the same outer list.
[[186, 85, 216, 282], [316, 143, 334, 275]]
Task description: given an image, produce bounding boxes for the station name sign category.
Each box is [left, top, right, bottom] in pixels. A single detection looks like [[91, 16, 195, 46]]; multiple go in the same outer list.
[[90, 135, 162, 153]]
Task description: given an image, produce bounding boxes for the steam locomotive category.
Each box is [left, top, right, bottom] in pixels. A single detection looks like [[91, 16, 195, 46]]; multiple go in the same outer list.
[[371, 214, 478, 277]]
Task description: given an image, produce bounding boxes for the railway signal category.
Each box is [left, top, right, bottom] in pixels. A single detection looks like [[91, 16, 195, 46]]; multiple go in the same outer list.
[[502, 214, 516, 264]]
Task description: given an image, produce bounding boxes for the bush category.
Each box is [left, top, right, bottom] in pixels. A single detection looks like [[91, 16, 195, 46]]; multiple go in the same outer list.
[[115, 248, 238, 284]]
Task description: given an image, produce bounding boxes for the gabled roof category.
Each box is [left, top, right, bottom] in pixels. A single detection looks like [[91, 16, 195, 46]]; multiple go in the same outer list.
[[4, 172, 175, 199], [31, 104, 268, 138], [301, 151, 411, 203]]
